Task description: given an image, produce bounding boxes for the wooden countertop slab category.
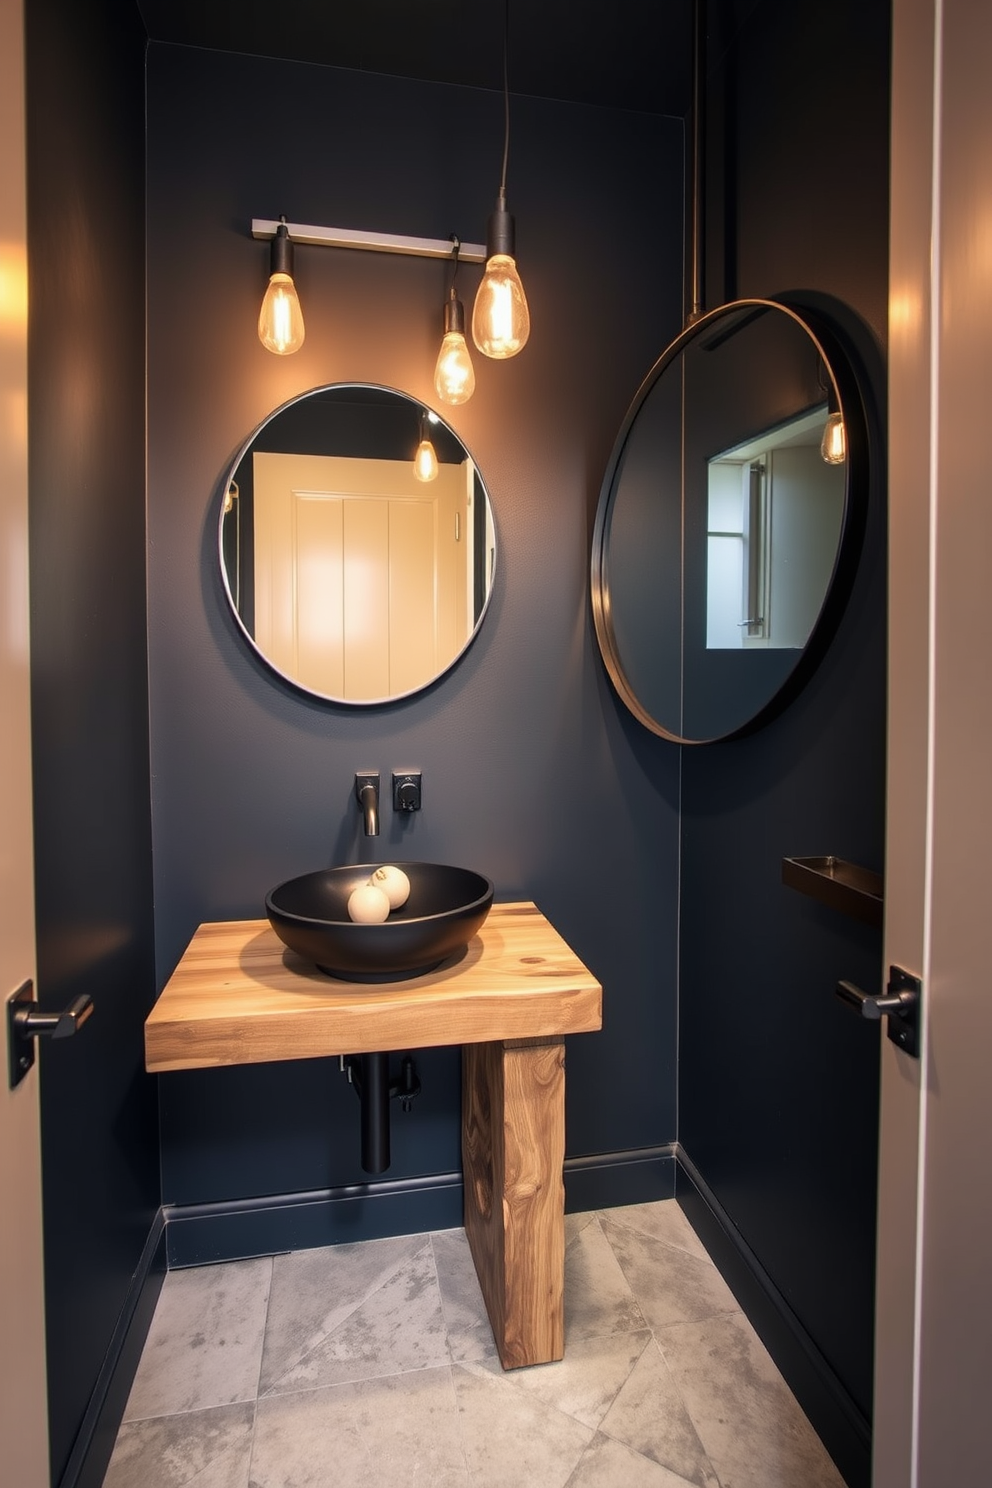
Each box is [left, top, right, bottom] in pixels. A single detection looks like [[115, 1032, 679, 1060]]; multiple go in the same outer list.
[[145, 901, 602, 1072]]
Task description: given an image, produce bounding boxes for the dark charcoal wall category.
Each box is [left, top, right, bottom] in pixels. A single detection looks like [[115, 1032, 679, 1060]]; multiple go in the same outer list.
[[146, 45, 685, 1220], [25, 0, 159, 1482], [678, 0, 889, 1458]]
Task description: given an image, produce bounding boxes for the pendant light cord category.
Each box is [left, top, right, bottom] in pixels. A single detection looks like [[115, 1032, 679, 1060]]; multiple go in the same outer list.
[[500, 0, 510, 198], [689, 0, 706, 322], [446, 235, 462, 299]]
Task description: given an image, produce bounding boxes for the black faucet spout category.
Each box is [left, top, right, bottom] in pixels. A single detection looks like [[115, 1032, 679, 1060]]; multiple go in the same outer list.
[[355, 772, 380, 836]]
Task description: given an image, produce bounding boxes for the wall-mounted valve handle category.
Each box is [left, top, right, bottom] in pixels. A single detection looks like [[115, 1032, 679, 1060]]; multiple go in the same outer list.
[[7, 980, 94, 1089], [392, 771, 422, 812], [835, 965, 920, 1058]]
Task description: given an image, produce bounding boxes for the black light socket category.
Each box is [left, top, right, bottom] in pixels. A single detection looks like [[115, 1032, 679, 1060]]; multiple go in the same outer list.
[[270, 220, 294, 277], [485, 193, 515, 259], [443, 292, 466, 335]]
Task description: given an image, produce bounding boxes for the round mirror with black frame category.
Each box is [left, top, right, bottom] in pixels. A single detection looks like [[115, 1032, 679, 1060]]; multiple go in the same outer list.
[[220, 384, 496, 705], [591, 299, 869, 744]]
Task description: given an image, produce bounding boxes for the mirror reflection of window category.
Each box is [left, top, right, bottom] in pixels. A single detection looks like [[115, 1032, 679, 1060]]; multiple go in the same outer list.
[[705, 405, 845, 650]]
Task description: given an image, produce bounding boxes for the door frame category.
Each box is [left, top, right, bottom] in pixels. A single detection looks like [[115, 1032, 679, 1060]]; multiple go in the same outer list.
[[0, 0, 49, 1481], [876, 0, 992, 1481]]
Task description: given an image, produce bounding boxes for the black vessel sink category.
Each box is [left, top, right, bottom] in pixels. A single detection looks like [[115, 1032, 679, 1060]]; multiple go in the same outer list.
[[265, 862, 494, 982]]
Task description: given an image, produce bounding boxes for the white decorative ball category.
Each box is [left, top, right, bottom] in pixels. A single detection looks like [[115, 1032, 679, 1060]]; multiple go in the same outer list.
[[347, 884, 391, 924], [369, 865, 411, 910]]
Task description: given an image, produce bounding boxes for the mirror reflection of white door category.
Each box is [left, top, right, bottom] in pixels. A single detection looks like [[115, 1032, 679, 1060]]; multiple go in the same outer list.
[[252, 453, 470, 700], [0, 0, 50, 1478]]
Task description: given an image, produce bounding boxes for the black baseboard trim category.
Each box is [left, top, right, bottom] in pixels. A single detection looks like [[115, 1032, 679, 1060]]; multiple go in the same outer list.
[[675, 1148, 871, 1488], [163, 1146, 680, 1268], [58, 1210, 167, 1488], [164, 1171, 466, 1267], [565, 1144, 677, 1212]]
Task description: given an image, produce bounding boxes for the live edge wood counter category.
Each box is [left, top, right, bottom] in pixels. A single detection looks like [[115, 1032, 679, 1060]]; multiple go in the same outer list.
[[145, 901, 603, 1370]]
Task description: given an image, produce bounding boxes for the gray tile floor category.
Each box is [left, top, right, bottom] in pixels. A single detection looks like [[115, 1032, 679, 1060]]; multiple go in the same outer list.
[[104, 1200, 845, 1488]]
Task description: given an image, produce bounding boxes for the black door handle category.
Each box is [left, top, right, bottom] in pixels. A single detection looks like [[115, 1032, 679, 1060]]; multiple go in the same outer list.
[[835, 965, 920, 1058], [7, 980, 94, 1089]]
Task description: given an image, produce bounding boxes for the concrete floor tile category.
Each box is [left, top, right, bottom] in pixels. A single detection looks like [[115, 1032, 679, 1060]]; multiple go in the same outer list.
[[124, 1258, 271, 1420]]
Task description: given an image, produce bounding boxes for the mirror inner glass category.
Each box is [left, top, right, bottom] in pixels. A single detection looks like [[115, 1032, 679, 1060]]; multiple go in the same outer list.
[[592, 300, 861, 743], [220, 385, 495, 704]]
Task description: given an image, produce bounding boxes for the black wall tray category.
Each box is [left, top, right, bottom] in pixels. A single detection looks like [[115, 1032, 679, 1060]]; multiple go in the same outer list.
[[781, 856, 883, 928]]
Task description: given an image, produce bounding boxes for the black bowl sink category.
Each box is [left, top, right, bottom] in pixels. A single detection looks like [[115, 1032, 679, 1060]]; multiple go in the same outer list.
[[265, 862, 494, 982]]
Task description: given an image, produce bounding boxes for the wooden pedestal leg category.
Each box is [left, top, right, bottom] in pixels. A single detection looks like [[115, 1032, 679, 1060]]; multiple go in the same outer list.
[[462, 1036, 566, 1369]]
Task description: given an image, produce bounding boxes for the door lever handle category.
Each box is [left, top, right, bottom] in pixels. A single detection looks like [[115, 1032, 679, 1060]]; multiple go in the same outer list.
[[836, 980, 914, 1020], [7, 980, 94, 1089], [14, 993, 94, 1040], [835, 965, 920, 1058]]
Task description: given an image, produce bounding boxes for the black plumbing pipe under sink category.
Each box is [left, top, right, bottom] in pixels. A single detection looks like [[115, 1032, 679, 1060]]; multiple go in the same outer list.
[[345, 1052, 422, 1174], [358, 1052, 390, 1174]]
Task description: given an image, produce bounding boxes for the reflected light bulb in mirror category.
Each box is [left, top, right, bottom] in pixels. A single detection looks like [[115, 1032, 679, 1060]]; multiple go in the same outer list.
[[414, 438, 439, 482], [258, 221, 305, 355], [821, 411, 846, 465], [434, 294, 476, 405], [472, 195, 530, 359]]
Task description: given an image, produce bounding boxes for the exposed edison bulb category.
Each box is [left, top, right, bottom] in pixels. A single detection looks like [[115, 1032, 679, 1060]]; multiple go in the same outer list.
[[472, 194, 530, 359], [435, 330, 475, 402], [258, 272, 305, 354], [258, 220, 305, 355], [821, 411, 846, 465], [414, 438, 439, 482], [472, 253, 530, 359], [434, 293, 476, 404]]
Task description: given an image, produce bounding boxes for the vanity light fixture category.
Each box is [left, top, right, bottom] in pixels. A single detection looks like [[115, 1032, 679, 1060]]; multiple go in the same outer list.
[[414, 410, 440, 483], [252, 219, 486, 360], [472, 2, 530, 359], [258, 217, 305, 355], [434, 238, 476, 405]]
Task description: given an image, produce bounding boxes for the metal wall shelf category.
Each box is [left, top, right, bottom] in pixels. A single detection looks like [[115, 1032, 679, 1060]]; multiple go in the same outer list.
[[782, 856, 883, 928]]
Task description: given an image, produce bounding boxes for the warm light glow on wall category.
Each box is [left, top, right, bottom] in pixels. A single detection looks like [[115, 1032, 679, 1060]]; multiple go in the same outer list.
[[0, 242, 28, 332], [889, 284, 923, 342]]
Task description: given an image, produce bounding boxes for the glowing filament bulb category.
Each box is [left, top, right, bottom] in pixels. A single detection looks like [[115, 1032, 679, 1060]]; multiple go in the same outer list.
[[414, 438, 439, 482], [258, 272, 305, 355], [472, 195, 530, 360], [434, 293, 476, 404], [821, 411, 846, 465], [258, 221, 305, 355], [472, 253, 529, 359]]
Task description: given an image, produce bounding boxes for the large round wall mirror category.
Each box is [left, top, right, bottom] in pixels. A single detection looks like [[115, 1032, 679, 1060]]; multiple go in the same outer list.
[[220, 384, 496, 704], [591, 299, 868, 744]]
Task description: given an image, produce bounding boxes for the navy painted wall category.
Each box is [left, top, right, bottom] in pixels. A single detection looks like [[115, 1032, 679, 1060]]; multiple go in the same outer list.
[[679, 0, 890, 1432], [25, 0, 159, 1481], [145, 46, 685, 1212]]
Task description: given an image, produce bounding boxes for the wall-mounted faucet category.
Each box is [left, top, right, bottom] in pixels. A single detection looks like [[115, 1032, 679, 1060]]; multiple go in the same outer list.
[[355, 772, 380, 837]]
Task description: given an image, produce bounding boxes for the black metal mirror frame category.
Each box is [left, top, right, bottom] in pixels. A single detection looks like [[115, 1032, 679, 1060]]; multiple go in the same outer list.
[[590, 298, 870, 744], [219, 382, 497, 707]]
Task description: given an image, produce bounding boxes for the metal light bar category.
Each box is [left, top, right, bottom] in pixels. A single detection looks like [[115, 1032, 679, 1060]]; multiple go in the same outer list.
[[252, 218, 487, 264]]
